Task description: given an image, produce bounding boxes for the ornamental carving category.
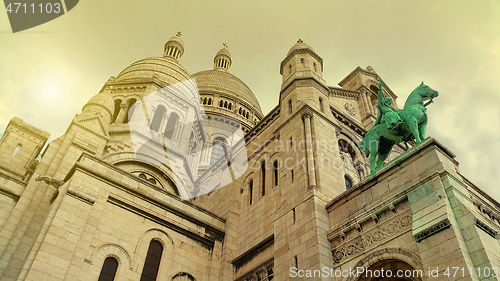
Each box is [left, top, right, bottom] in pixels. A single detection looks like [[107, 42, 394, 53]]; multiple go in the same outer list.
[[413, 218, 450, 242], [332, 215, 411, 264], [344, 102, 356, 116]]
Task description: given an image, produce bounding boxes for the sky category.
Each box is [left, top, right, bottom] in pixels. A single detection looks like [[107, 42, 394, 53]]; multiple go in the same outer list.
[[0, 0, 499, 199]]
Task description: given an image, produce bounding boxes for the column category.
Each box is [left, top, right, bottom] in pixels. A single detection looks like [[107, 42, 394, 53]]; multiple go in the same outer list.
[[115, 102, 128, 123], [303, 112, 316, 188]]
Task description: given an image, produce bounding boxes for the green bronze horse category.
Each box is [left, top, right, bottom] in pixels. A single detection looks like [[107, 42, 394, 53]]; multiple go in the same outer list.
[[359, 78, 439, 174]]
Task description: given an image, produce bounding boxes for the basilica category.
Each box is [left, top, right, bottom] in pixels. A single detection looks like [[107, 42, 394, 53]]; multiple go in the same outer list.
[[1, 34, 499, 281]]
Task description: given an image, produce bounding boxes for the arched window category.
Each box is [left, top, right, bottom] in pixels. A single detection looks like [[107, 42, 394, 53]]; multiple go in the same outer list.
[[11, 144, 21, 157], [313, 62, 317, 72], [140, 240, 163, 281], [164, 113, 179, 139], [249, 180, 253, 206], [172, 272, 195, 280], [228, 103, 232, 110], [345, 175, 353, 190], [239, 108, 242, 115], [289, 64, 292, 75], [208, 98, 212, 105], [261, 160, 266, 196], [125, 99, 137, 124], [300, 58, 305, 68], [112, 99, 122, 123], [224, 101, 228, 108], [246, 112, 249, 119], [150, 106, 166, 132], [288, 99, 292, 113], [219, 100, 223, 107], [98, 257, 118, 281], [203, 97, 207, 105], [273, 160, 279, 187], [319, 97, 324, 112], [210, 137, 227, 165]]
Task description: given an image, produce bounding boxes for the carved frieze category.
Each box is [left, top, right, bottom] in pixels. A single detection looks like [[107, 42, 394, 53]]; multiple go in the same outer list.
[[344, 102, 356, 116], [332, 215, 412, 264], [413, 218, 450, 242]]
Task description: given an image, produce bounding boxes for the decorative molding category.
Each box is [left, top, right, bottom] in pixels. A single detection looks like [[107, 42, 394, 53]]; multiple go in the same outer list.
[[280, 78, 329, 98], [7, 121, 48, 143], [413, 218, 451, 242], [107, 195, 224, 249], [245, 105, 280, 141], [235, 258, 274, 281], [232, 235, 274, 269], [330, 106, 365, 137], [67, 189, 95, 205], [67, 183, 96, 205], [475, 219, 500, 239], [105, 85, 147, 93], [332, 215, 412, 264], [329, 88, 360, 100]]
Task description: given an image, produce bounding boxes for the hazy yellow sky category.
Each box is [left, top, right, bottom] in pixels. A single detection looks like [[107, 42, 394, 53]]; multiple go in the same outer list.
[[1, 0, 499, 199]]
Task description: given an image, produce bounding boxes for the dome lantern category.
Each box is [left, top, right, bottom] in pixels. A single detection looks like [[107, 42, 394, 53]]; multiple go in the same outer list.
[[163, 31, 184, 60], [213, 43, 232, 71]]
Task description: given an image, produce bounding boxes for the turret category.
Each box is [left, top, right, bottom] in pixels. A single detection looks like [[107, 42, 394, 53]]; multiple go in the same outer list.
[[280, 39, 326, 92], [213, 44, 231, 71], [163, 32, 184, 60], [0, 117, 49, 179]]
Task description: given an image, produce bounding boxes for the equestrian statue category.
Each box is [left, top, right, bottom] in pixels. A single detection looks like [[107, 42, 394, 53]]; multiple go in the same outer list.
[[359, 77, 439, 174]]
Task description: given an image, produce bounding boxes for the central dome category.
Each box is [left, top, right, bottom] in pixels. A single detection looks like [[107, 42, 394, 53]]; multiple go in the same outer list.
[[192, 70, 262, 114]]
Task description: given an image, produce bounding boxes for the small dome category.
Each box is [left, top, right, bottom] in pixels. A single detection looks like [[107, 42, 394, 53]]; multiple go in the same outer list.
[[165, 35, 184, 49], [163, 32, 185, 60], [287, 39, 315, 56], [115, 56, 191, 85], [215, 47, 231, 59], [213, 45, 232, 72]]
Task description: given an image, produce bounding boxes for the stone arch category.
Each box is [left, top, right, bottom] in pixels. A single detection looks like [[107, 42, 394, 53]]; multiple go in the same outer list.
[[89, 243, 132, 270], [346, 248, 424, 281], [105, 154, 179, 196], [133, 228, 175, 275], [244, 172, 256, 205], [172, 272, 196, 280], [125, 97, 139, 123]]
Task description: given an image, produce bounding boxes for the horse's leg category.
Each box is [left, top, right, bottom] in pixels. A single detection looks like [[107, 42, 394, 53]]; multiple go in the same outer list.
[[419, 120, 427, 141], [369, 145, 377, 174], [376, 150, 391, 170], [403, 115, 422, 144]]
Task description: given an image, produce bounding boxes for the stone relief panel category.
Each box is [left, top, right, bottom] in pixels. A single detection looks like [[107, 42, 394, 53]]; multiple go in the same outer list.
[[331, 215, 412, 265]]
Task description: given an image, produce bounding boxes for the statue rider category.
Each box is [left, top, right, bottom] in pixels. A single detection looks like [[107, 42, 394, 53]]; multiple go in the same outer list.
[[375, 77, 401, 129]]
